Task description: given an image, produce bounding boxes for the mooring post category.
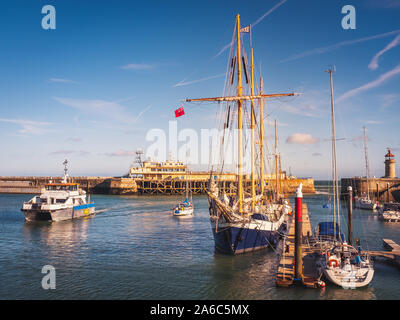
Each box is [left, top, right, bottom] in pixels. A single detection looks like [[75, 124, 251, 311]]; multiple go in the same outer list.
[[347, 186, 353, 246], [376, 183, 379, 202], [294, 183, 303, 280], [387, 183, 390, 203]]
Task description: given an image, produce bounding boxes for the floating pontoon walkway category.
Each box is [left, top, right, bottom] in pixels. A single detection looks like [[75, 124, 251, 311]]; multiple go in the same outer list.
[[276, 203, 332, 288]]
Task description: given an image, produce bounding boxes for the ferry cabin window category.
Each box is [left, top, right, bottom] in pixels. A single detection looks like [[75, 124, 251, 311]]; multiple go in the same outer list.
[[56, 199, 66, 204]]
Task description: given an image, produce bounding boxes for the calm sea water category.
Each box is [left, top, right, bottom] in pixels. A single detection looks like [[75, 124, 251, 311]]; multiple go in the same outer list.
[[1, 181, 400, 300]]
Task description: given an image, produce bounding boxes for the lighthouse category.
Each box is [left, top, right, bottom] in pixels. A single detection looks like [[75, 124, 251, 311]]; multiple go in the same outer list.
[[384, 148, 396, 178]]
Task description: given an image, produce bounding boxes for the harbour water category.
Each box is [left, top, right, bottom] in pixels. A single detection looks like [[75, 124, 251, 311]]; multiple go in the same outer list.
[[1, 181, 400, 300]]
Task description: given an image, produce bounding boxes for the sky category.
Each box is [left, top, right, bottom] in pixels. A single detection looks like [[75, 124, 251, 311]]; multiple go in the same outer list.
[[0, 0, 399, 179]]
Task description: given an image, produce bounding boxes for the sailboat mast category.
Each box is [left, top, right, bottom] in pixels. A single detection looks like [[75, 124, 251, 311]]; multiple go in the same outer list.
[[363, 126, 370, 200], [275, 119, 279, 198], [327, 68, 340, 236], [259, 76, 265, 196], [236, 14, 244, 214], [250, 48, 256, 209]]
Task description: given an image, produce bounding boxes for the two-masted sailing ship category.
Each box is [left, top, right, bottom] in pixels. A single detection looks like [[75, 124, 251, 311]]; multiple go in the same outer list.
[[184, 14, 294, 254]]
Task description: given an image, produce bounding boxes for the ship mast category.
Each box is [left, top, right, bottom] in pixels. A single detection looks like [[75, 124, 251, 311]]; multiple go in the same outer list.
[[250, 47, 256, 210], [259, 76, 265, 196], [184, 14, 300, 214], [274, 119, 280, 199], [363, 126, 370, 200], [236, 14, 244, 213]]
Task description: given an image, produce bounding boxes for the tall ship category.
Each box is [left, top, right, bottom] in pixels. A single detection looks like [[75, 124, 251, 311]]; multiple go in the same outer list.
[[21, 160, 95, 222], [184, 14, 294, 254]]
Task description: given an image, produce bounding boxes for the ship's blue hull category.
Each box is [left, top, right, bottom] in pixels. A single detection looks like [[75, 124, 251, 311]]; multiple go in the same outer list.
[[208, 196, 287, 255], [211, 220, 286, 255]]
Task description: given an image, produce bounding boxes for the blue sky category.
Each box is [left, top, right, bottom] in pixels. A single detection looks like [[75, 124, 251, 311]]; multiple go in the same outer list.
[[0, 0, 399, 179]]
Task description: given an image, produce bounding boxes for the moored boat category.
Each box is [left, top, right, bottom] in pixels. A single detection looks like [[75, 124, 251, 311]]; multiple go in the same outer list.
[[354, 127, 378, 210], [317, 69, 374, 288], [355, 195, 378, 210], [21, 160, 95, 222], [378, 202, 400, 222], [321, 244, 374, 289], [184, 14, 296, 254]]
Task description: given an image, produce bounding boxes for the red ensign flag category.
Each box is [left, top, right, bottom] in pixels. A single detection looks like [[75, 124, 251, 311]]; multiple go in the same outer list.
[[175, 107, 185, 118]]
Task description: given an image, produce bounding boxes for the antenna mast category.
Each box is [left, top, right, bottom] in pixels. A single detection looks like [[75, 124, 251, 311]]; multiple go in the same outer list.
[[326, 66, 340, 238], [363, 126, 370, 200]]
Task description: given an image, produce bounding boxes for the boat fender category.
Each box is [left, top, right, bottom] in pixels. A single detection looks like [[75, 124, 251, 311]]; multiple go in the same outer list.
[[317, 280, 326, 288], [328, 259, 339, 268]]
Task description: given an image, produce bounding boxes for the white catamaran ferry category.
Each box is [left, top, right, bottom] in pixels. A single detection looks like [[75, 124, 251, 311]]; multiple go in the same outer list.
[[21, 160, 95, 222]]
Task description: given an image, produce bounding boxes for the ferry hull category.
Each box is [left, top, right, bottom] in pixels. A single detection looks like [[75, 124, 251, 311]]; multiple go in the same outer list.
[[22, 204, 95, 222]]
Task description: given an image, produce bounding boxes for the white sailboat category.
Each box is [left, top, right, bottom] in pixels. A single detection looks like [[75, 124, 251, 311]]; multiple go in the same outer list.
[[318, 68, 374, 288], [172, 178, 194, 217], [355, 126, 378, 210]]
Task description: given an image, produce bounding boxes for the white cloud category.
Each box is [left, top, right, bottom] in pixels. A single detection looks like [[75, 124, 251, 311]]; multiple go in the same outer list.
[[103, 150, 136, 157], [365, 120, 383, 125], [379, 93, 400, 109], [0, 118, 52, 135], [53, 97, 149, 124], [369, 34, 400, 70], [286, 133, 319, 144], [49, 150, 90, 156], [120, 63, 155, 70], [271, 90, 326, 118], [337, 64, 400, 103], [49, 78, 79, 84], [67, 136, 82, 142]]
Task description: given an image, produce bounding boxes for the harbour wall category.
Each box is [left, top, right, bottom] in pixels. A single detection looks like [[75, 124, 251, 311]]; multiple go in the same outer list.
[[341, 177, 400, 202], [0, 176, 315, 195]]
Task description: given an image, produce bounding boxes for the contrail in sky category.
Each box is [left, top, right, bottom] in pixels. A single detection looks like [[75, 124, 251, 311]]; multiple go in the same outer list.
[[281, 29, 400, 63], [336, 64, 400, 103], [213, 0, 288, 59], [369, 34, 400, 70], [252, 0, 287, 28], [173, 73, 225, 87], [175, 1, 288, 87]]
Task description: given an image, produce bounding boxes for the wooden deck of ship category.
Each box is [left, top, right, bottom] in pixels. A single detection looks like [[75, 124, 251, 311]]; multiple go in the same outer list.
[[276, 202, 327, 288]]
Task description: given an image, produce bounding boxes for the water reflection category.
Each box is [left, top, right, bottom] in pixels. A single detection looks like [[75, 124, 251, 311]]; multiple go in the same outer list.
[[22, 217, 93, 270]]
